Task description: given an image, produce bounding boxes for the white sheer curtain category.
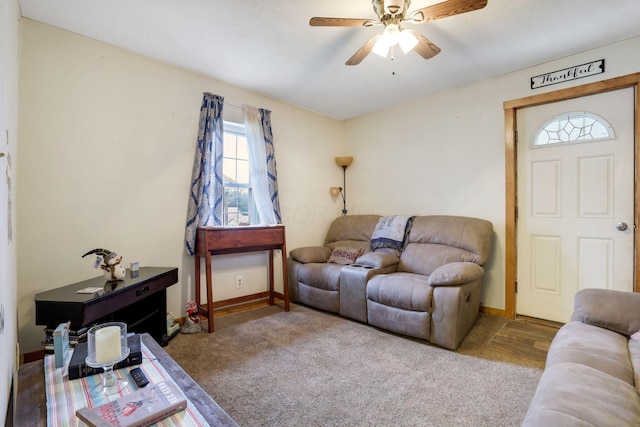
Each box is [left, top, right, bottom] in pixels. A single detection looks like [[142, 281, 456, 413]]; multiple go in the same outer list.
[[243, 105, 277, 225]]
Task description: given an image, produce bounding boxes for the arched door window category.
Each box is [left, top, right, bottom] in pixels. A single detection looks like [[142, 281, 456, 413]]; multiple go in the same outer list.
[[531, 112, 614, 147]]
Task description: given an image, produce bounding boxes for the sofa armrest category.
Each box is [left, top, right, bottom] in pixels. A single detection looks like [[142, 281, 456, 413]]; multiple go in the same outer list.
[[572, 288, 640, 336], [427, 262, 484, 286], [289, 246, 332, 264], [354, 252, 400, 269]]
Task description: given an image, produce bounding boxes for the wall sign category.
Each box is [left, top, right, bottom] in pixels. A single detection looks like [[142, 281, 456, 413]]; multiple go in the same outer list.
[[531, 59, 605, 89]]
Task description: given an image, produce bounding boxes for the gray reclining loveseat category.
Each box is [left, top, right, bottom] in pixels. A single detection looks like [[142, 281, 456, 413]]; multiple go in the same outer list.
[[288, 214, 493, 350]]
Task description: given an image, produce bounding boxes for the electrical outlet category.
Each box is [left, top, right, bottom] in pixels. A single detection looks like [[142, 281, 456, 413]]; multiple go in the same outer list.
[[236, 275, 244, 289]]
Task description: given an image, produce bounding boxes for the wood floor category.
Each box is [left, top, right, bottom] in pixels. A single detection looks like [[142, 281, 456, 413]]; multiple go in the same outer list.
[[482, 316, 561, 367]]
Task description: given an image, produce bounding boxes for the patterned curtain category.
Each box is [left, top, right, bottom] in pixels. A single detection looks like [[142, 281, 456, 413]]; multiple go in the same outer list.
[[184, 93, 224, 255], [259, 108, 282, 224]]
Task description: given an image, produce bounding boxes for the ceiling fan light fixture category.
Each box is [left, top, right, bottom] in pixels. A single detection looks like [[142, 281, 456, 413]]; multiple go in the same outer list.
[[372, 23, 400, 58], [398, 29, 418, 54], [372, 24, 416, 57], [384, 0, 405, 15], [372, 37, 390, 57], [383, 24, 401, 46]]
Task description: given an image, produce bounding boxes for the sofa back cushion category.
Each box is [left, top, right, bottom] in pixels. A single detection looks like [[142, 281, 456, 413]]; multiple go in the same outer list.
[[628, 338, 640, 393], [324, 215, 381, 252], [398, 216, 493, 276]]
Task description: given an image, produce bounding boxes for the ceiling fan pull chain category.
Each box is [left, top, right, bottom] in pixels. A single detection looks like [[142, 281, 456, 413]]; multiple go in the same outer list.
[[391, 46, 396, 76]]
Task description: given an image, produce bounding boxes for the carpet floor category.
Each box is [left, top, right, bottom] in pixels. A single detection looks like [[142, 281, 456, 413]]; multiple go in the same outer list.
[[164, 303, 541, 427]]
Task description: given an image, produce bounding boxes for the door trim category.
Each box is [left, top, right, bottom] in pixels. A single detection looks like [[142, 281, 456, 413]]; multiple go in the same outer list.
[[504, 72, 640, 319]]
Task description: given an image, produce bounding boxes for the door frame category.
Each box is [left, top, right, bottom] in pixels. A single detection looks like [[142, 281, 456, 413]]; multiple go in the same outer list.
[[503, 72, 640, 319]]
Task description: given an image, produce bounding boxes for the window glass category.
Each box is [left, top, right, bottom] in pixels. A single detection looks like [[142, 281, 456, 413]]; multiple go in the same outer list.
[[222, 122, 253, 226], [532, 112, 614, 147]]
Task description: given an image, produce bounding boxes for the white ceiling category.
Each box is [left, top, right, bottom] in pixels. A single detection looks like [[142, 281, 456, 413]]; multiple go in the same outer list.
[[19, 0, 640, 120]]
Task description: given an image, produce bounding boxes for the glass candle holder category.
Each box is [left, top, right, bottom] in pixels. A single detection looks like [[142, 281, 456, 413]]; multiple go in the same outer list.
[[85, 322, 130, 399]]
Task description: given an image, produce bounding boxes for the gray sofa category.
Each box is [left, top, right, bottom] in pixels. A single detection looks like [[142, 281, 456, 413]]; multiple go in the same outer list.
[[522, 288, 640, 426], [288, 214, 493, 350]]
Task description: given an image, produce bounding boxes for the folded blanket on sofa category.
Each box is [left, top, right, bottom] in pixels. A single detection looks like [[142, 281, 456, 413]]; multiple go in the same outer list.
[[371, 215, 414, 255]]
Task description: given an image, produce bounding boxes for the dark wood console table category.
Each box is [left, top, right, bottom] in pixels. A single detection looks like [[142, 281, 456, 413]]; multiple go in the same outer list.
[[195, 225, 290, 332], [34, 267, 178, 346]]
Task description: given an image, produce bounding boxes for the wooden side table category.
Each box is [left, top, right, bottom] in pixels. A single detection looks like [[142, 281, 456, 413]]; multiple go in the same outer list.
[[194, 225, 290, 332]]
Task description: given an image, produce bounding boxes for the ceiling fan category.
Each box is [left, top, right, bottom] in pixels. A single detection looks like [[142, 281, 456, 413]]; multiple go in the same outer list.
[[309, 0, 488, 65]]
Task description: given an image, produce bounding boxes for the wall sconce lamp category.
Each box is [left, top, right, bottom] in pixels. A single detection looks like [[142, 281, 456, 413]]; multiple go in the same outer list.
[[330, 156, 354, 216]]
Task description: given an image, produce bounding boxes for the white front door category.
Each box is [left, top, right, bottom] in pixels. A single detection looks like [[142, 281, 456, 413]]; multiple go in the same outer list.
[[516, 88, 635, 323]]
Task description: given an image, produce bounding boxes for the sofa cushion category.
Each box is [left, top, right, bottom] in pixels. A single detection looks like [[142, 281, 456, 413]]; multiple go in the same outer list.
[[298, 283, 340, 313], [367, 272, 432, 312], [522, 362, 640, 427], [326, 240, 371, 254], [297, 263, 343, 291], [324, 215, 381, 247], [546, 321, 634, 385], [328, 246, 364, 265], [629, 338, 640, 394], [290, 246, 332, 264], [522, 363, 640, 427], [398, 216, 493, 276], [367, 301, 431, 340], [573, 288, 640, 336]]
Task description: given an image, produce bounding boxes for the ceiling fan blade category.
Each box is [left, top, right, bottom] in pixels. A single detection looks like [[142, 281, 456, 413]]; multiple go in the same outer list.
[[406, 30, 441, 60], [409, 0, 487, 23], [346, 34, 381, 66], [310, 17, 378, 27]]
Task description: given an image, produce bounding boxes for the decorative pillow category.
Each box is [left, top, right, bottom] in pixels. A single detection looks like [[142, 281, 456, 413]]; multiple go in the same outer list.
[[289, 246, 332, 264], [631, 331, 640, 342], [328, 246, 364, 265], [370, 215, 415, 256]]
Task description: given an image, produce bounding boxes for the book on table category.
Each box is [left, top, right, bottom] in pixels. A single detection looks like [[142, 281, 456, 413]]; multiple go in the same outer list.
[[53, 322, 70, 368], [75, 380, 187, 427], [68, 334, 142, 380]]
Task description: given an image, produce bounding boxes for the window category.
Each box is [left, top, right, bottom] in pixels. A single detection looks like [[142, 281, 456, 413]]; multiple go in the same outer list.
[[222, 122, 253, 226], [532, 111, 614, 147]]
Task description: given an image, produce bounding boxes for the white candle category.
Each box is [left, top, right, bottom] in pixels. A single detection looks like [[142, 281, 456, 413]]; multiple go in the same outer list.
[[95, 325, 122, 363]]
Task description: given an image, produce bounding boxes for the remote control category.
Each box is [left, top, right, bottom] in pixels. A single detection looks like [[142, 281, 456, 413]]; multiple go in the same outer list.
[[129, 367, 149, 388]]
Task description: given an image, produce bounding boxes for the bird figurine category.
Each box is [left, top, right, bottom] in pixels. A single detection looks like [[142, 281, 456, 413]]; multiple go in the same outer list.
[[82, 248, 126, 281]]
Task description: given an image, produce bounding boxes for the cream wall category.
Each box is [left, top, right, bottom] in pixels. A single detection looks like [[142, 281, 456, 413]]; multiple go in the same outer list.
[[17, 20, 346, 353], [17, 18, 640, 355], [0, 0, 20, 423], [344, 35, 640, 311]]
